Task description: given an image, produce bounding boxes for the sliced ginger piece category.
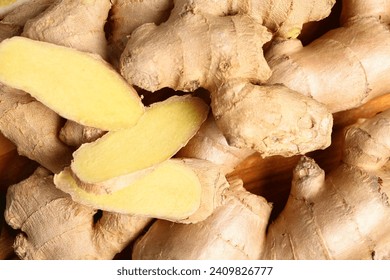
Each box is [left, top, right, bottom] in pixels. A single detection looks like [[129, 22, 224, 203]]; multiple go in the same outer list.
[[0, 36, 144, 131], [71, 95, 209, 183], [55, 158, 229, 223]]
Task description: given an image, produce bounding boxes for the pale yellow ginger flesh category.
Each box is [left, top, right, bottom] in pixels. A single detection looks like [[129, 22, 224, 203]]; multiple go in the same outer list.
[[0, 36, 144, 131], [56, 158, 229, 223], [71, 95, 208, 183], [55, 160, 202, 221]]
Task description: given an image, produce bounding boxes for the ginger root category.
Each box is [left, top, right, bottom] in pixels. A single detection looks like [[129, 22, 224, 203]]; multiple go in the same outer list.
[[22, 0, 111, 59], [212, 82, 333, 157], [132, 179, 272, 260], [0, 36, 144, 131], [0, 0, 31, 18], [0, 84, 72, 173], [0, 0, 54, 41], [108, 0, 173, 65], [120, 0, 334, 156], [120, 6, 272, 92], [266, 0, 390, 112], [5, 167, 151, 260], [59, 121, 106, 148], [264, 108, 390, 260]]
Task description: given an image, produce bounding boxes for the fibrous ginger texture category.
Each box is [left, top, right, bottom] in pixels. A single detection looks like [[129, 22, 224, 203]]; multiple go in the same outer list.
[[59, 120, 106, 148], [266, 0, 390, 112], [176, 114, 254, 174], [108, 0, 173, 64], [171, 0, 335, 39], [71, 95, 208, 184], [55, 159, 229, 224], [22, 0, 111, 59], [0, 0, 54, 41], [340, 0, 390, 24], [212, 82, 333, 157], [132, 179, 272, 260], [120, 0, 336, 157], [5, 167, 151, 260], [0, 84, 72, 173], [0, 36, 144, 131], [264, 109, 390, 260], [120, 0, 335, 92], [120, 1, 272, 92]]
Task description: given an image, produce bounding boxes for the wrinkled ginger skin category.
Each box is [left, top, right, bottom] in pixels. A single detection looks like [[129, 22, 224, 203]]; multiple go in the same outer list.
[[0, 0, 54, 42], [4, 167, 151, 260], [120, 6, 272, 92], [212, 82, 333, 157], [22, 0, 111, 59], [171, 0, 335, 39], [120, 0, 337, 157], [176, 114, 254, 174], [133, 180, 272, 260], [340, 0, 390, 24], [108, 0, 173, 64], [59, 120, 105, 147], [0, 84, 72, 173], [266, 2, 390, 113], [0, 0, 31, 18], [264, 109, 390, 260]]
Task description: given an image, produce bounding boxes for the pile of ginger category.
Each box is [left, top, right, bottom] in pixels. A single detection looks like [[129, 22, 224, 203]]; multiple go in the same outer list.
[[0, 0, 390, 260]]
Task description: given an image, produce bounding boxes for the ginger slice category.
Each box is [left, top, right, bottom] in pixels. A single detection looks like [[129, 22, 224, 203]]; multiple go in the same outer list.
[[55, 160, 201, 221], [55, 158, 229, 223], [0, 36, 144, 131], [71, 95, 209, 183]]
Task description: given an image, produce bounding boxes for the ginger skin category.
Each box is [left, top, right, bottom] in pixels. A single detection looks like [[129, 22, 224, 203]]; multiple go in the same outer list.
[[176, 114, 254, 174], [4, 167, 151, 260], [0, 0, 54, 42], [108, 0, 173, 66], [22, 0, 111, 59], [59, 120, 106, 148], [132, 179, 272, 260], [0, 84, 72, 173], [264, 109, 390, 260], [266, 0, 390, 112], [212, 82, 333, 157]]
